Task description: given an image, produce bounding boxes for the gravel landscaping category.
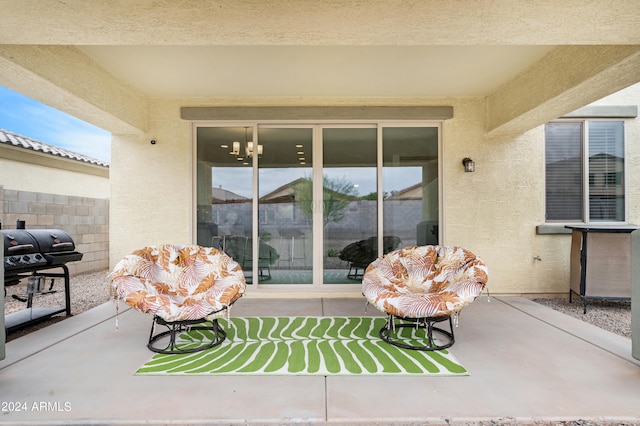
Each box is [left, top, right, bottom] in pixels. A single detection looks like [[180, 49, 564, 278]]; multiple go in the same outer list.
[[3, 269, 633, 341], [532, 297, 632, 339]]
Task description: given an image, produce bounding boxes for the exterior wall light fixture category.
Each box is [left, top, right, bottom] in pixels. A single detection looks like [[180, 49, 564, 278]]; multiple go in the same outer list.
[[462, 157, 475, 172]]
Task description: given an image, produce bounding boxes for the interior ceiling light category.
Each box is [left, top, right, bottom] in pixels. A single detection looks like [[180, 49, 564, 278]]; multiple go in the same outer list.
[[229, 127, 263, 160], [243, 127, 263, 158], [246, 141, 263, 157], [231, 141, 240, 156]]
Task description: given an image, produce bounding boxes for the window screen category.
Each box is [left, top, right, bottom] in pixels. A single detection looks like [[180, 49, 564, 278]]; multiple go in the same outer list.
[[588, 121, 624, 221], [545, 122, 583, 221], [545, 120, 625, 223]]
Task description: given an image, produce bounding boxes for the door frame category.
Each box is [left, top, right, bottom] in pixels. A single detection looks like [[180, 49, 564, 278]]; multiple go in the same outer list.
[[192, 119, 444, 294]]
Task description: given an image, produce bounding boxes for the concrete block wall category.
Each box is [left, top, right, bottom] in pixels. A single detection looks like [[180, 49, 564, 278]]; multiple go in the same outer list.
[[0, 185, 109, 276]]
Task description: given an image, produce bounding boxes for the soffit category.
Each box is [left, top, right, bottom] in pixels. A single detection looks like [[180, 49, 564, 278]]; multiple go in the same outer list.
[[3, 0, 637, 99], [78, 45, 554, 98], [2, 0, 639, 134], [1, 0, 638, 45]]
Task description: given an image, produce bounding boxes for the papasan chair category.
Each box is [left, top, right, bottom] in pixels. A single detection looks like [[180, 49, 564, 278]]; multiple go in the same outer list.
[[362, 245, 488, 351], [110, 244, 246, 354]]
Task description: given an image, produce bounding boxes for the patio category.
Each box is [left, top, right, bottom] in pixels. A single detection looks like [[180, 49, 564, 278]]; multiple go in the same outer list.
[[1, 295, 639, 425]]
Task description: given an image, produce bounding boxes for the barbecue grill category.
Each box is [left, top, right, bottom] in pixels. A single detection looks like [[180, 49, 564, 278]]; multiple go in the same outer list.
[[2, 227, 83, 332]]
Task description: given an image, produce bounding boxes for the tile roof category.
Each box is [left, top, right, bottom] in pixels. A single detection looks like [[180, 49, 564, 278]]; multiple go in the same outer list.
[[0, 128, 109, 167]]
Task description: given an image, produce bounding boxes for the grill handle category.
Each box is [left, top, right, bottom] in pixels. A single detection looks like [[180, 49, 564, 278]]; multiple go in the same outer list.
[[52, 242, 74, 249], [7, 244, 34, 252]]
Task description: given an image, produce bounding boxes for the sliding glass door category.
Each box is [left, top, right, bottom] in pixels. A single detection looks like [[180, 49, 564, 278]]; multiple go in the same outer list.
[[383, 127, 439, 248], [196, 122, 440, 289], [322, 127, 377, 283], [257, 127, 313, 284], [196, 127, 255, 278]]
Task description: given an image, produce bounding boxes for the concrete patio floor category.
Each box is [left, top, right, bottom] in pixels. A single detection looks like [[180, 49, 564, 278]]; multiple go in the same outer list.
[[1, 296, 639, 425]]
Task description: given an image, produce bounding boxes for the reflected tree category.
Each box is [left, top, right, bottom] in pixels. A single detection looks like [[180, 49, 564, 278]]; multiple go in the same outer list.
[[293, 176, 358, 225]]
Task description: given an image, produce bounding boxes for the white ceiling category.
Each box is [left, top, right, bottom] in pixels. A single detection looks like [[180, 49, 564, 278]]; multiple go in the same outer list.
[[3, 1, 637, 101], [79, 45, 555, 98]]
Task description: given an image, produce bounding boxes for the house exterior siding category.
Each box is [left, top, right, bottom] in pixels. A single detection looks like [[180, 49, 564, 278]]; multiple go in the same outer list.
[[106, 86, 640, 296], [0, 2, 638, 297]]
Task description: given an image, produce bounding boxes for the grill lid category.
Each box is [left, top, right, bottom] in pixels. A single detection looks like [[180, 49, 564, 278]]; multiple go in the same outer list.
[[25, 229, 76, 253], [2, 228, 83, 272], [2, 229, 40, 256], [2, 230, 48, 273]]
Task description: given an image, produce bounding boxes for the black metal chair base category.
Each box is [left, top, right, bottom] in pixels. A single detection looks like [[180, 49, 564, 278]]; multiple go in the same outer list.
[[147, 316, 227, 354], [380, 315, 455, 351]]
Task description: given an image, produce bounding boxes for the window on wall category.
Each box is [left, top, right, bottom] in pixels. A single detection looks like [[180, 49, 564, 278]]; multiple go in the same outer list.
[[545, 120, 625, 222]]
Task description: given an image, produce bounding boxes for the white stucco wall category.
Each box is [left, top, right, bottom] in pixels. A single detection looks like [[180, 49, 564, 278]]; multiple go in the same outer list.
[[443, 98, 568, 296], [109, 102, 192, 264], [106, 96, 551, 295], [0, 156, 109, 198], [108, 84, 640, 296]]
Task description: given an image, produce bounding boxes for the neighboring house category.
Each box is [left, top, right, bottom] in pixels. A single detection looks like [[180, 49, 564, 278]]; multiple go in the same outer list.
[[0, 2, 639, 298], [0, 129, 109, 275]]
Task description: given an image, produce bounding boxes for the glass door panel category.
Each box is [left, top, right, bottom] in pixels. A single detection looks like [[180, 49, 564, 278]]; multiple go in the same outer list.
[[322, 127, 377, 284], [197, 123, 440, 289], [258, 127, 313, 284], [383, 127, 439, 248], [196, 126, 254, 279]]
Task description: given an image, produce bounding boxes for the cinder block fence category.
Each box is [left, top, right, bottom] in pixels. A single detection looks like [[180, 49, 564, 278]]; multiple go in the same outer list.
[[0, 185, 108, 276]]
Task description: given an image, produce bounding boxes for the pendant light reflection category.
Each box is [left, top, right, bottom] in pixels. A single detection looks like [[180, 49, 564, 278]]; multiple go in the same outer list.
[[228, 127, 263, 160]]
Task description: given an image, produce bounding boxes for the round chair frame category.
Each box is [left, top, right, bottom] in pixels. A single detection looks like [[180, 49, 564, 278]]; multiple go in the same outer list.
[[379, 314, 455, 351], [110, 244, 247, 354], [148, 314, 227, 354]]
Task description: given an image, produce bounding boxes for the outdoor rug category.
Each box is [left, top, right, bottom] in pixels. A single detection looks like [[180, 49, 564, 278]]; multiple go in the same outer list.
[[135, 316, 469, 376]]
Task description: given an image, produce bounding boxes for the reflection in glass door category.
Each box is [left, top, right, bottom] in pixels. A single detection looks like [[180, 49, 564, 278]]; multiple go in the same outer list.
[[322, 127, 377, 284], [196, 123, 440, 288], [196, 126, 254, 280], [258, 127, 313, 284], [383, 127, 439, 248]]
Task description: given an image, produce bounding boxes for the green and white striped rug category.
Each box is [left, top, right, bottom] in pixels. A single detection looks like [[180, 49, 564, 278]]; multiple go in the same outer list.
[[135, 316, 468, 376]]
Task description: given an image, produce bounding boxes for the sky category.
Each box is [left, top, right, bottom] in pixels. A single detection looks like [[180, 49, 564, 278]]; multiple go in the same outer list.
[[0, 86, 111, 163]]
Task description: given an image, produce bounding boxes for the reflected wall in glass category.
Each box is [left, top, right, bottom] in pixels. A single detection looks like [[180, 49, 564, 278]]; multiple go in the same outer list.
[[323, 127, 377, 284], [258, 128, 314, 284], [196, 127, 254, 279], [383, 127, 439, 248], [196, 124, 440, 287]]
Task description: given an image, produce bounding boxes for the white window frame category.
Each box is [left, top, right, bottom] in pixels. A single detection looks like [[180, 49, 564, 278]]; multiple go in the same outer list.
[[544, 119, 628, 225]]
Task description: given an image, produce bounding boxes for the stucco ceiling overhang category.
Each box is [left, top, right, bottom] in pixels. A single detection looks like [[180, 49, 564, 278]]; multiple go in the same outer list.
[[76, 45, 555, 98], [1, 0, 639, 46], [1, 0, 639, 136]]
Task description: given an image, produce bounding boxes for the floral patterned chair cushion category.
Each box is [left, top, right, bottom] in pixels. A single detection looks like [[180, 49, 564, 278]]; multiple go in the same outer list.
[[361, 245, 488, 350], [110, 244, 246, 353], [111, 244, 246, 322]]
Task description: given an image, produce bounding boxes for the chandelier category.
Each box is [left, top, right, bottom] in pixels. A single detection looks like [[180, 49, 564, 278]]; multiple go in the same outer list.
[[230, 127, 262, 160]]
